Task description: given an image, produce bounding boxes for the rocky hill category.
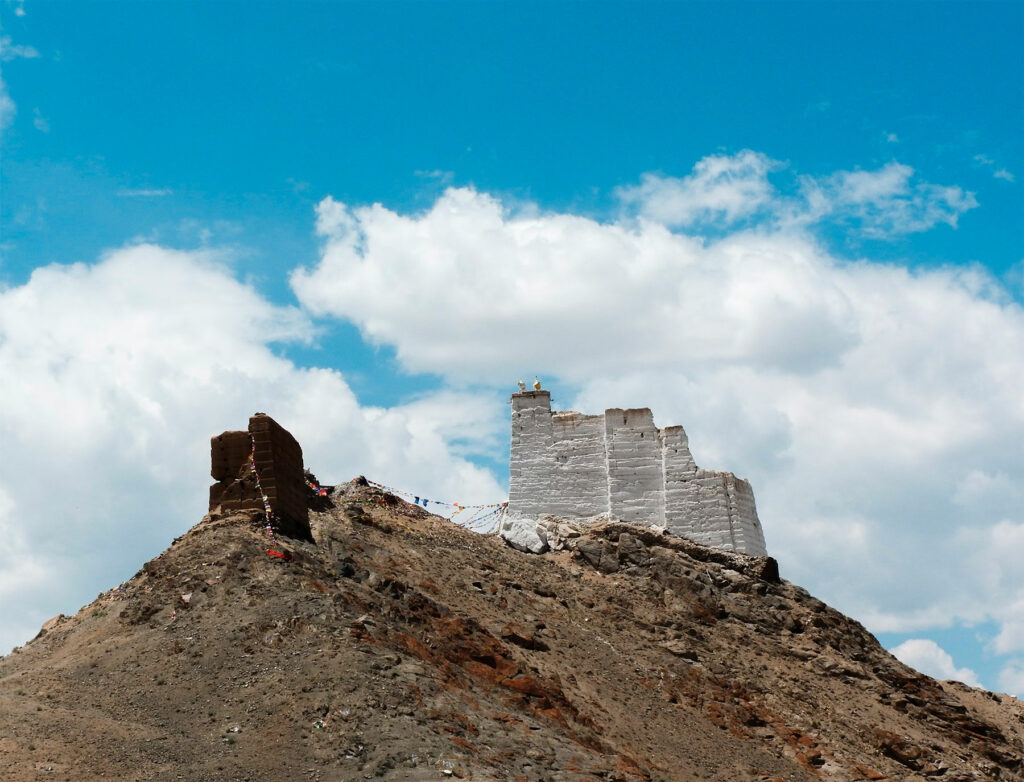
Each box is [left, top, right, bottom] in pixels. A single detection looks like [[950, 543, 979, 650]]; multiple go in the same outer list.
[[1, 480, 1021, 781]]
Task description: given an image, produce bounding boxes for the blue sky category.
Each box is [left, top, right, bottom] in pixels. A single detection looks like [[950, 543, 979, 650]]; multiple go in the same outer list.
[[1, 1, 1022, 695]]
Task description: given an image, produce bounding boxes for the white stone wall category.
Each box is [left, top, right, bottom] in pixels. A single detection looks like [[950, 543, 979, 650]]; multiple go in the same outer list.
[[726, 476, 764, 555], [508, 391, 767, 557], [661, 424, 698, 530], [508, 391, 558, 517], [606, 408, 664, 524], [549, 411, 608, 518]]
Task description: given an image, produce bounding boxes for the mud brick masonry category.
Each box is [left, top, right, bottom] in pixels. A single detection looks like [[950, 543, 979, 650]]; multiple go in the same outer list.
[[508, 390, 767, 556], [209, 413, 312, 540]]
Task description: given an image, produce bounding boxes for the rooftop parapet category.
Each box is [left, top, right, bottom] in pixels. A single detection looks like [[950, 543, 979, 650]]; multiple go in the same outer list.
[[511, 389, 551, 412]]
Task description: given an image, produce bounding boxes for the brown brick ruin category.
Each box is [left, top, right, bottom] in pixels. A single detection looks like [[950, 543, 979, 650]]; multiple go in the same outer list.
[[209, 413, 312, 540]]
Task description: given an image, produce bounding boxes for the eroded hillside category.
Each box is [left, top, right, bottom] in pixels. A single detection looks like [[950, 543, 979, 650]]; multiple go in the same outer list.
[[1, 480, 1021, 781]]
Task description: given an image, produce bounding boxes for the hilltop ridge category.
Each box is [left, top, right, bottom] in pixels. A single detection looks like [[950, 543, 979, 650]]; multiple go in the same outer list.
[[1, 480, 1021, 781]]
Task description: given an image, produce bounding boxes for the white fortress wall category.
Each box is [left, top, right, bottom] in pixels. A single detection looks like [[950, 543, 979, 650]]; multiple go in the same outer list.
[[509, 391, 557, 518], [662, 466, 766, 556], [725, 477, 766, 556], [605, 408, 665, 524], [693, 471, 740, 550], [549, 411, 608, 518], [508, 390, 768, 556], [661, 424, 703, 537]]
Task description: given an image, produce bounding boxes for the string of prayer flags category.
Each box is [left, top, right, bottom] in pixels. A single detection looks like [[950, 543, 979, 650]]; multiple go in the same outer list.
[[362, 478, 509, 535], [451, 502, 506, 533], [250, 435, 294, 562], [366, 479, 508, 512], [305, 477, 328, 497], [248, 437, 273, 522]]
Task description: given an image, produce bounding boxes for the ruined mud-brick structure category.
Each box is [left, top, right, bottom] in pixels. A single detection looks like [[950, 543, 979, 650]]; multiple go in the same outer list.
[[209, 413, 312, 540], [509, 390, 767, 556]]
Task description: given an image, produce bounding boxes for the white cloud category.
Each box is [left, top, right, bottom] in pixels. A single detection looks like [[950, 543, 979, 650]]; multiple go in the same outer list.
[[617, 152, 977, 237], [0, 244, 504, 653], [890, 639, 982, 687], [415, 169, 455, 186], [974, 154, 1016, 183], [952, 472, 1024, 519], [31, 106, 47, 132], [117, 188, 173, 198], [291, 173, 1024, 661], [834, 162, 913, 203], [992, 600, 1024, 656], [0, 34, 38, 62], [0, 485, 52, 653], [0, 32, 39, 139], [998, 661, 1024, 697], [617, 150, 780, 227], [0, 72, 13, 134], [976, 522, 1024, 655], [296, 188, 861, 379], [797, 161, 978, 236], [885, 132, 899, 144]]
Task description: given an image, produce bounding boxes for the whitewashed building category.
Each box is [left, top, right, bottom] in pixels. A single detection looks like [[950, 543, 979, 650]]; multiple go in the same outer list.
[[508, 390, 767, 556]]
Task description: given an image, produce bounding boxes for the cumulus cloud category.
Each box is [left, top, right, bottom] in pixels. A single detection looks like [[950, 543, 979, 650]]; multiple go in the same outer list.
[[294, 188, 860, 379], [992, 600, 1024, 656], [890, 639, 982, 687], [291, 167, 1023, 672], [998, 661, 1024, 697], [0, 244, 504, 653], [977, 522, 1024, 655]]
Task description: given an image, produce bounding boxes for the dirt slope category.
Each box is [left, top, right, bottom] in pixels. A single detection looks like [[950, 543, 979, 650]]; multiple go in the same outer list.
[[1, 480, 1022, 781]]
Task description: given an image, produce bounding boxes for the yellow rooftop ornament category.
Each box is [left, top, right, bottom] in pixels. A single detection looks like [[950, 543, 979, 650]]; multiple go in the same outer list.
[[533, 377, 542, 391]]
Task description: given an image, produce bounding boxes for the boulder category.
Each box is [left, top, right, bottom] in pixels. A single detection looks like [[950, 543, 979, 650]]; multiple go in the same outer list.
[[499, 517, 549, 554]]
